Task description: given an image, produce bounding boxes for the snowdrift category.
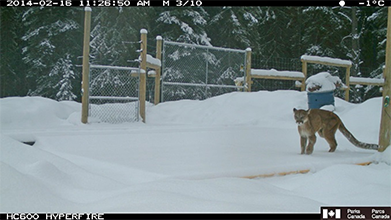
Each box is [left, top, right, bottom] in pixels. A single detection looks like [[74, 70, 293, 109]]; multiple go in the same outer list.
[[0, 91, 390, 212], [0, 96, 80, 129]]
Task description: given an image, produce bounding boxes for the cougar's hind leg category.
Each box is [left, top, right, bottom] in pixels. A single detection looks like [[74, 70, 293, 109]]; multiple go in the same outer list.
[[325, 125, 338, 152], [318, 128, 324, 138], [306, 135, 316, 155], [325, 136, 337, 152]]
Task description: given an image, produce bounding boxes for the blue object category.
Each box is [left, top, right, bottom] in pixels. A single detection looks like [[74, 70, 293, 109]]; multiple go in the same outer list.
[[307, 91, 335, 109]]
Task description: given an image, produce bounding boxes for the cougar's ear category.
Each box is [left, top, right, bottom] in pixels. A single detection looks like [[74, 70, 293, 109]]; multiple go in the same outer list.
[[293, 108, 297, 112]]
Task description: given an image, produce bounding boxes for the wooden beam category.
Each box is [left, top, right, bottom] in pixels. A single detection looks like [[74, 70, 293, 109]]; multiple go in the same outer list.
[[245, 48, 252, 92], [81, 7, 92, 124], [301, 60, 307, 91], [154, 36, 162, 105], [378, 7, 391, 152], [345, 66, 351, 101], [139, 29, 147, 123]]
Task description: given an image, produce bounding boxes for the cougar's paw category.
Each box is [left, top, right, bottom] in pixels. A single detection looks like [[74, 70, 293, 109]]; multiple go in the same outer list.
[[305, 150, 313, 155]]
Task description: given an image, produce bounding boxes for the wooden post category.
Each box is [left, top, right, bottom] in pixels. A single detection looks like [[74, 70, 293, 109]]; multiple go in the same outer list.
[[345, 66, 351, 101], [139, 29, 147, 123], [154, 36, 162, 105], [378, 7, 391, 152], [245, 48, 252, 92], [301, 60, 307, 92], [81, 7, 92, 124]]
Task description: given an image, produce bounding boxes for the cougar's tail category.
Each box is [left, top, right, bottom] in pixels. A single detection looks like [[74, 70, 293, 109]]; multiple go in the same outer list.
[[338, 123, 379, 150]]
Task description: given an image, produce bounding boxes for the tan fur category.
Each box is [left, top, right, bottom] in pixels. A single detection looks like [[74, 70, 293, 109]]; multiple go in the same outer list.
[[293, 108, 378, 154]]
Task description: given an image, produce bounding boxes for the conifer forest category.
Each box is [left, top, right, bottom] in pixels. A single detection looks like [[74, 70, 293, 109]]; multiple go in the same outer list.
[[0, 6, 387, 102]]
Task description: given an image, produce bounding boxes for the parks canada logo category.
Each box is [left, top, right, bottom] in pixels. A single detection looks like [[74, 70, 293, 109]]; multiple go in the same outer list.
[[321, 207, 391, 220], [322, 208, 341, 219]]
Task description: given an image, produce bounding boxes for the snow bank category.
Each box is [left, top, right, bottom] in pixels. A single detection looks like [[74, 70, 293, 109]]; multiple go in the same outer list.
[[264, 163, 391, 206], [0, 91, 389, 213], [0, 97, 79, 130], [148, 90, 308, 126]]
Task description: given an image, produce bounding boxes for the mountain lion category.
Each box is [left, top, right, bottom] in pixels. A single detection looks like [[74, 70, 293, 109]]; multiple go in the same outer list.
[[293, 108, 378, 154]]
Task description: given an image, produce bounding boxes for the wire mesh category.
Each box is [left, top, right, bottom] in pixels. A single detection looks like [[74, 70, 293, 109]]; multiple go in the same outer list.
[[161, 41, 247, 102], [89, 65, 140, 123], [250, 56, 303, 92]]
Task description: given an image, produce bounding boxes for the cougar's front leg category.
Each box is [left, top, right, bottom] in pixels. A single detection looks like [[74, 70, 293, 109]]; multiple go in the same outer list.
[[306, 135, 316, 155], [300, 137, 307, 154]]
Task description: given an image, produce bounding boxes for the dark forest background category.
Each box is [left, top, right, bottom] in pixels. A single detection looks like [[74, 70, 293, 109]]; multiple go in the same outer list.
[[0, 6, 387, 102]]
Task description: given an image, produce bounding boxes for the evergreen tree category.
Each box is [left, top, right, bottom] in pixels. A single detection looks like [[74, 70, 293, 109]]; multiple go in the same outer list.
[[0, 7, 29, 97], [255, 7, 304, 58], [207, 7, 262, 50], [366, 7, 387, 70], [155, 7, 211, 45], [51, 53, 77, 101], [301, 7, 348, 59], [0, 6, 386, 102], [89, 7, 153, 66], [21, 7, 82, 100]]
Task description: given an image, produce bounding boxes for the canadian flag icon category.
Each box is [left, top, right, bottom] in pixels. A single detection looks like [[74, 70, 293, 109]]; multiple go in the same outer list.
[[323, 209, 341, 219]]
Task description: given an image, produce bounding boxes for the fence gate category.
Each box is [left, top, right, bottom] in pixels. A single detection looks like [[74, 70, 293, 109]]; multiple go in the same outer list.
[[162, 41, 247, 102], [88, 64, 140, 123]]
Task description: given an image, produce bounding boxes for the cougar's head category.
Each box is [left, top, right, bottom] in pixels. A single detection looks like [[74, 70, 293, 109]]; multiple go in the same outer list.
[[293, 108, 309, 125]]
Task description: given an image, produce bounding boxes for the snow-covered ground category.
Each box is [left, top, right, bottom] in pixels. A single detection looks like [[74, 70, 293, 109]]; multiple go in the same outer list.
[[0, 90, 390, 213]]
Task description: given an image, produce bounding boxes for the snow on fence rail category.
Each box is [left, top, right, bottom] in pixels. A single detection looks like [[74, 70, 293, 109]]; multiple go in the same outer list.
[[349, 76, 385, 86], [138, 54, 161, 70], [246, 68, 306, 92], [163, 81, 243, 89], [251, 69, 305, 80], [89, 64, 140, 72], [89, 96, 139, 101], [248, 55, 384, 102], [301, 55, 352, 67]]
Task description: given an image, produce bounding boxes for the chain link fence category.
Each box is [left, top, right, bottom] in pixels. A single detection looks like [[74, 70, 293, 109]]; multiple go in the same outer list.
[[161, 41, 247, 102], [250, 56, 303, 92], [89, 65, 140, 123]]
